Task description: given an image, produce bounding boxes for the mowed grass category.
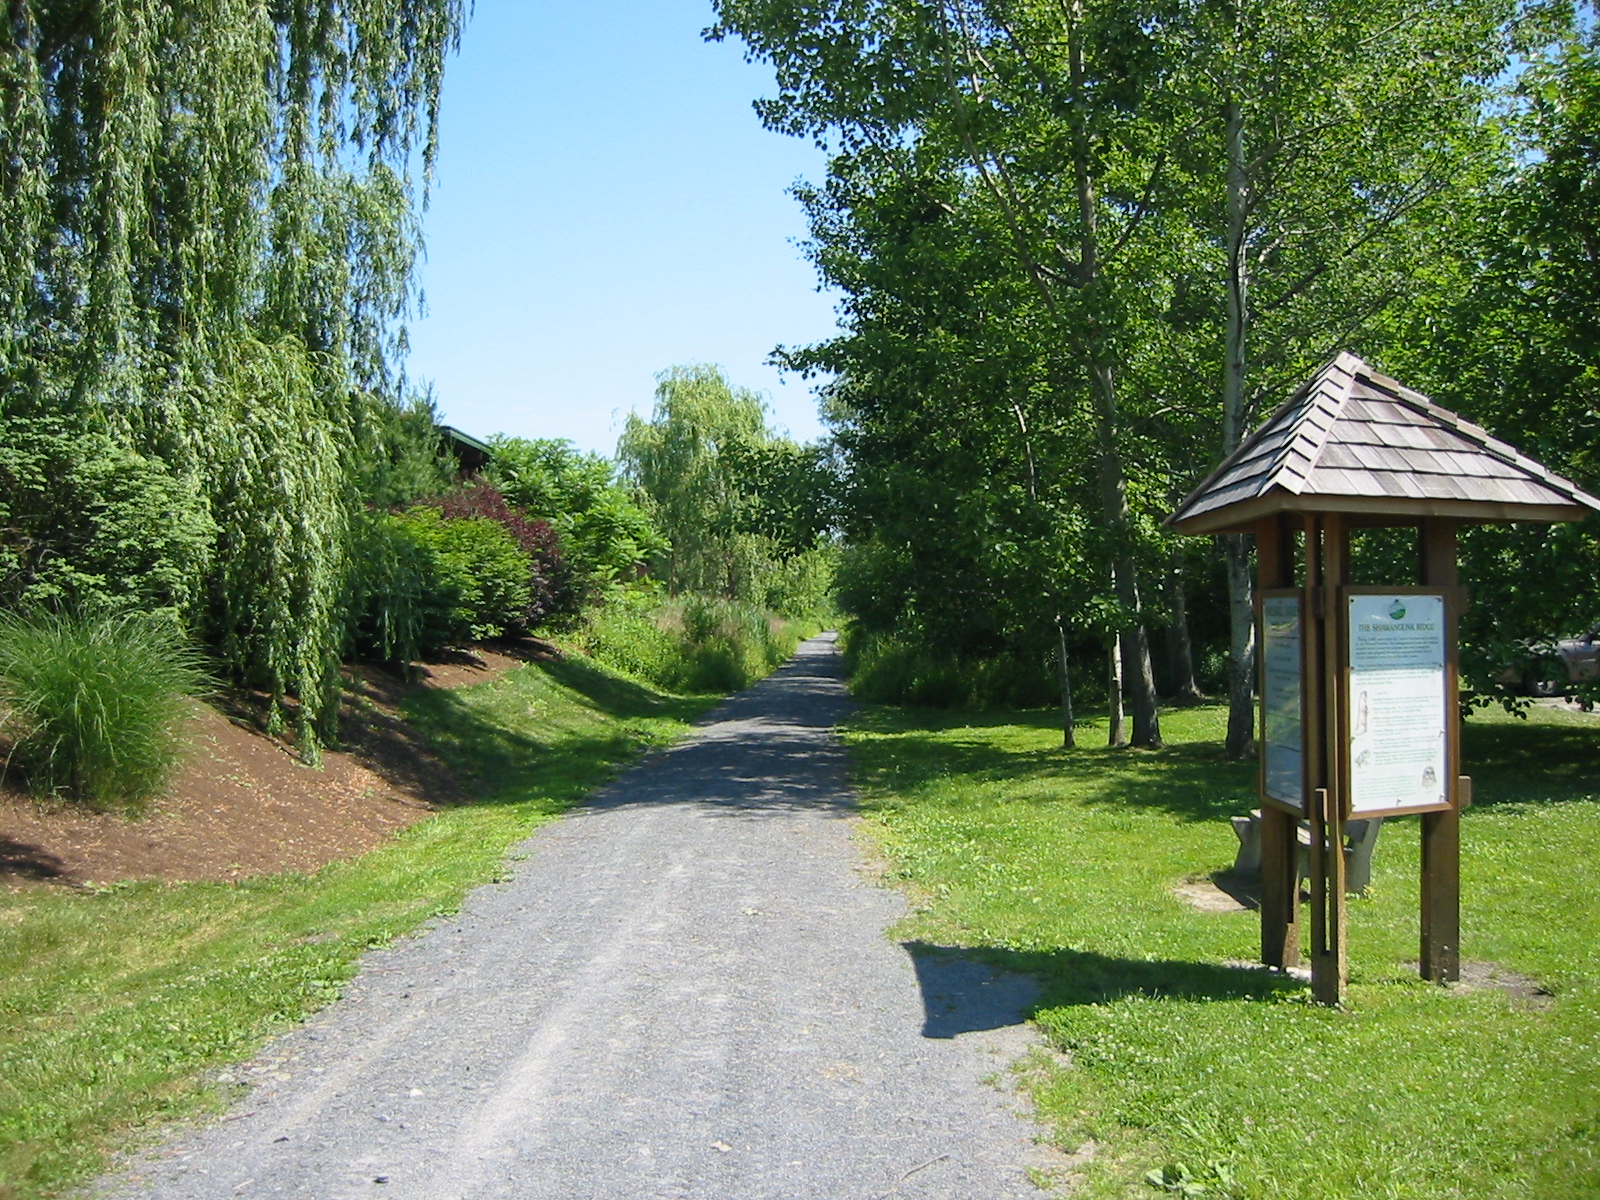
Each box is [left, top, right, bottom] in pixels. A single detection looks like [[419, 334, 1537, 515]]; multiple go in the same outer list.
[[0, 655, 715, 1200], [845, 703, 1600, 1199]]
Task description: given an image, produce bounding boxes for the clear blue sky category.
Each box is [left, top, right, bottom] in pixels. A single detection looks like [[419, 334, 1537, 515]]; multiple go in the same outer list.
[[405, 1, 839, 456]]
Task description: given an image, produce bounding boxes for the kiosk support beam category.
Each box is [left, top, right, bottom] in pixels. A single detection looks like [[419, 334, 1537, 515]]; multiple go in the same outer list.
[[1255, 516, 1299, 970], [1309, 515, 1349, 1005], [1419, 519, 1462, 982]]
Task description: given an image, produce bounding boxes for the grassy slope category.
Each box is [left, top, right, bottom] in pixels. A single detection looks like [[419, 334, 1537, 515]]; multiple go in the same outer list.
[[845, 703, 1600, 1199], [0, 655, 714, 1200]]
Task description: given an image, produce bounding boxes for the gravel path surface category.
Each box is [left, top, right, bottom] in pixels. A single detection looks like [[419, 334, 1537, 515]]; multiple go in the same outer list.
[[104, 634, 1057, 1200]]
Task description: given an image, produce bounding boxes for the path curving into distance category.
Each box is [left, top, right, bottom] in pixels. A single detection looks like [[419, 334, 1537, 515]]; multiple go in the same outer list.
[[104, 634, 1057, 1200]]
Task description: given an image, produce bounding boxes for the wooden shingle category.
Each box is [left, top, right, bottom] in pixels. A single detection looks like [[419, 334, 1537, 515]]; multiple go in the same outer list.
[[1166, 352, 1600, 534]]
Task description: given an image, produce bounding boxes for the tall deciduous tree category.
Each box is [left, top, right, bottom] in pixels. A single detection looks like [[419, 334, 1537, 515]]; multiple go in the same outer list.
[[618, 364, 795, 601], [714, 0, 1194, 746], [1392, 20, 1600, 698]]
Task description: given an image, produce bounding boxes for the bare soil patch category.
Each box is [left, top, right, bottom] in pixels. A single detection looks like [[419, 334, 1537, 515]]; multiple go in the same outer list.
[[1402, 958, 1556, 1007], [0, 640, 549, 890], [1175, 873, 1260, 913]]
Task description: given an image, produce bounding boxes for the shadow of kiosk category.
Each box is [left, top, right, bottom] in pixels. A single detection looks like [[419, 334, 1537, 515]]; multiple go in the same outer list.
[[1166, 352, 1600, 1005]]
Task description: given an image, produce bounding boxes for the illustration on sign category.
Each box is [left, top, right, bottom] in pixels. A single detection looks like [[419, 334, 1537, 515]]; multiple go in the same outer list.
[[1261, 595, 1303, 807], [1348, 593, 1447, 814]]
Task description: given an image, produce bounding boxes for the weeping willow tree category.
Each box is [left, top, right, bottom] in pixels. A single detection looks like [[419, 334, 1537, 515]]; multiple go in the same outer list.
[[0, 1, 462, 752]]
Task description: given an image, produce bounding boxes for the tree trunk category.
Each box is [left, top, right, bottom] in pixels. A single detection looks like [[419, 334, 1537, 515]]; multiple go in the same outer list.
[[1115, 568, 1161, 747], [1055, 613, 1076, 749], [1222, 532, 1257, 757], [1066, 19, 1160, 750], [1165, 549, 1204, 704], [1090, 365, 1162, 748], [1221, 96, 1256, 757], [1107, 636, 1126, 748]]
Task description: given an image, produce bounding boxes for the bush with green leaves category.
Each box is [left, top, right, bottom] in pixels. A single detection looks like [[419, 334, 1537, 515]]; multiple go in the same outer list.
[[0, 609, 210, 809], [842, 626, 1059, 710], [350, 508, 534, 657], [760, 545, 839, 621], [421, 483, 575, 626], [347, 509, 451, 664], [0, 417, 215, 617], [350, 392, 458, 509], [485, 436, 667, 594]]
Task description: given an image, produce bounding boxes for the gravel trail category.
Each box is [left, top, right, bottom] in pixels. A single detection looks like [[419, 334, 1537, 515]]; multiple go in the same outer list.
[[105, 634, 1055, 1200]]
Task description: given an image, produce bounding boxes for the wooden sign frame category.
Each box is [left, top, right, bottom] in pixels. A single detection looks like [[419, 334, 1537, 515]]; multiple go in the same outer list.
[[1336, 585, 1460, 819], [1256, 588, 1307, 816]]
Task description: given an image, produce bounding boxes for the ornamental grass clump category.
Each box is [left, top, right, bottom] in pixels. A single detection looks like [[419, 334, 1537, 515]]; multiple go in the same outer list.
[[0, 609, 210, 809]]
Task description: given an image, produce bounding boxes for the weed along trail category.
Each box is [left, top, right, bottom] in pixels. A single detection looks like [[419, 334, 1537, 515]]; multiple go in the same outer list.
[[104, 634, 1053, 1200]]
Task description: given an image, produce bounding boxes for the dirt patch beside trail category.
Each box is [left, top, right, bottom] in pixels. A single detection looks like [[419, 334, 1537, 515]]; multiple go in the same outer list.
[[0, 640, 548, 890]]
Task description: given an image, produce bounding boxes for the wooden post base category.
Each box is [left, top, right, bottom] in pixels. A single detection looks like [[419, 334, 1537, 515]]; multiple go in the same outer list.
[[1309, 788, 1347, 1005], [1259, 804, 1300, 969], [1421, 805, 1461, 982]]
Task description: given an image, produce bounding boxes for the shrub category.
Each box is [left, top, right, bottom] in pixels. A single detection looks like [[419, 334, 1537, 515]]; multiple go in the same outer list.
[[760, 544, 839, 622], [420, 482, 577, 625], [0, 416, 214, 617], [346, 509, 456, 663], [350, 392, 456, 508], [484, 436, 667, 594], [366, 507, 533, 650], [843, 627, 1058, 709], [0, 608, 210, 808]]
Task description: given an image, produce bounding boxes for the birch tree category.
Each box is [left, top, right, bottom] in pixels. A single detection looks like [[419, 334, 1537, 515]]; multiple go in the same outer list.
[[1182, 0, 1510, 754]]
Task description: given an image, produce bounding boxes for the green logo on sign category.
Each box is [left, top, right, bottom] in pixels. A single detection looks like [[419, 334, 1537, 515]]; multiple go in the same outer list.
[[1388, 599, 1407, 620]]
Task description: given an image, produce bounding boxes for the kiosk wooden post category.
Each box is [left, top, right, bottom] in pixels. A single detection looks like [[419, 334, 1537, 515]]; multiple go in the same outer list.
[[1255, 514, 1299, 970], [1166, 353, 1600, 1007], [1309, 515, 1350, 1004], [1419, 518, 1462, 982]]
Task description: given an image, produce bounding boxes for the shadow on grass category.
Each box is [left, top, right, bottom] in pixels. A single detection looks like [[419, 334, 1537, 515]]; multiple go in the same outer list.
[[398, 685, 656, 814], [385, 641, 858, 822], [537, 654, 713, 724], [367, 655, 719, 814], [851, 707, 1256, 824], [905, 941, 1301, 1027], [1461, 719, 1600, 807]]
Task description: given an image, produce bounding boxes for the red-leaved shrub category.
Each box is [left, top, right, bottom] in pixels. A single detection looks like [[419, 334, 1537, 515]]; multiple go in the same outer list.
[[421, 482, 578, 628]]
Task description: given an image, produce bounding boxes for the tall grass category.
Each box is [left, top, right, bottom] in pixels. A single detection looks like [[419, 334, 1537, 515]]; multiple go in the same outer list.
[[571, 588, 812, 693], [0, 608, 209, 808]]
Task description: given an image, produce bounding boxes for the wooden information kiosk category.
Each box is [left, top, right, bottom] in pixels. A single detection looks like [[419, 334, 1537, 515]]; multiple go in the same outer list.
[[1167, 353, 1600, 1004]]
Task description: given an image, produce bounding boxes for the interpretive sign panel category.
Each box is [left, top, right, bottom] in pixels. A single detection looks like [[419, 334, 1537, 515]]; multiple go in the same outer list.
[[1261, 594, 1304, 809], [1347, 592, 1449, 815]]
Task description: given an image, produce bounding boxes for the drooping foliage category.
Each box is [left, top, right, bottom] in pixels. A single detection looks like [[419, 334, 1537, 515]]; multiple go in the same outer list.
[[618, 364, 833, 605], [0, 1, 463, 750]]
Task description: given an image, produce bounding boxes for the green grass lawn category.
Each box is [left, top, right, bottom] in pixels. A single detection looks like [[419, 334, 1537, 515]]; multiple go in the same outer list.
[[0, 655, 715, 1200], [845, 702, 1600, 1199]]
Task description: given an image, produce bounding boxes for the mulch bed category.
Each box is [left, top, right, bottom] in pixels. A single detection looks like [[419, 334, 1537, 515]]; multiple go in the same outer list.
[[0, 640, 553, 890]]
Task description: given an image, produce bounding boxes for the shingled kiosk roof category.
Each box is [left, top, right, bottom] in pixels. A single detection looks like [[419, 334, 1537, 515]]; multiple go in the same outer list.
[[1166, 352, 1600, 535]]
